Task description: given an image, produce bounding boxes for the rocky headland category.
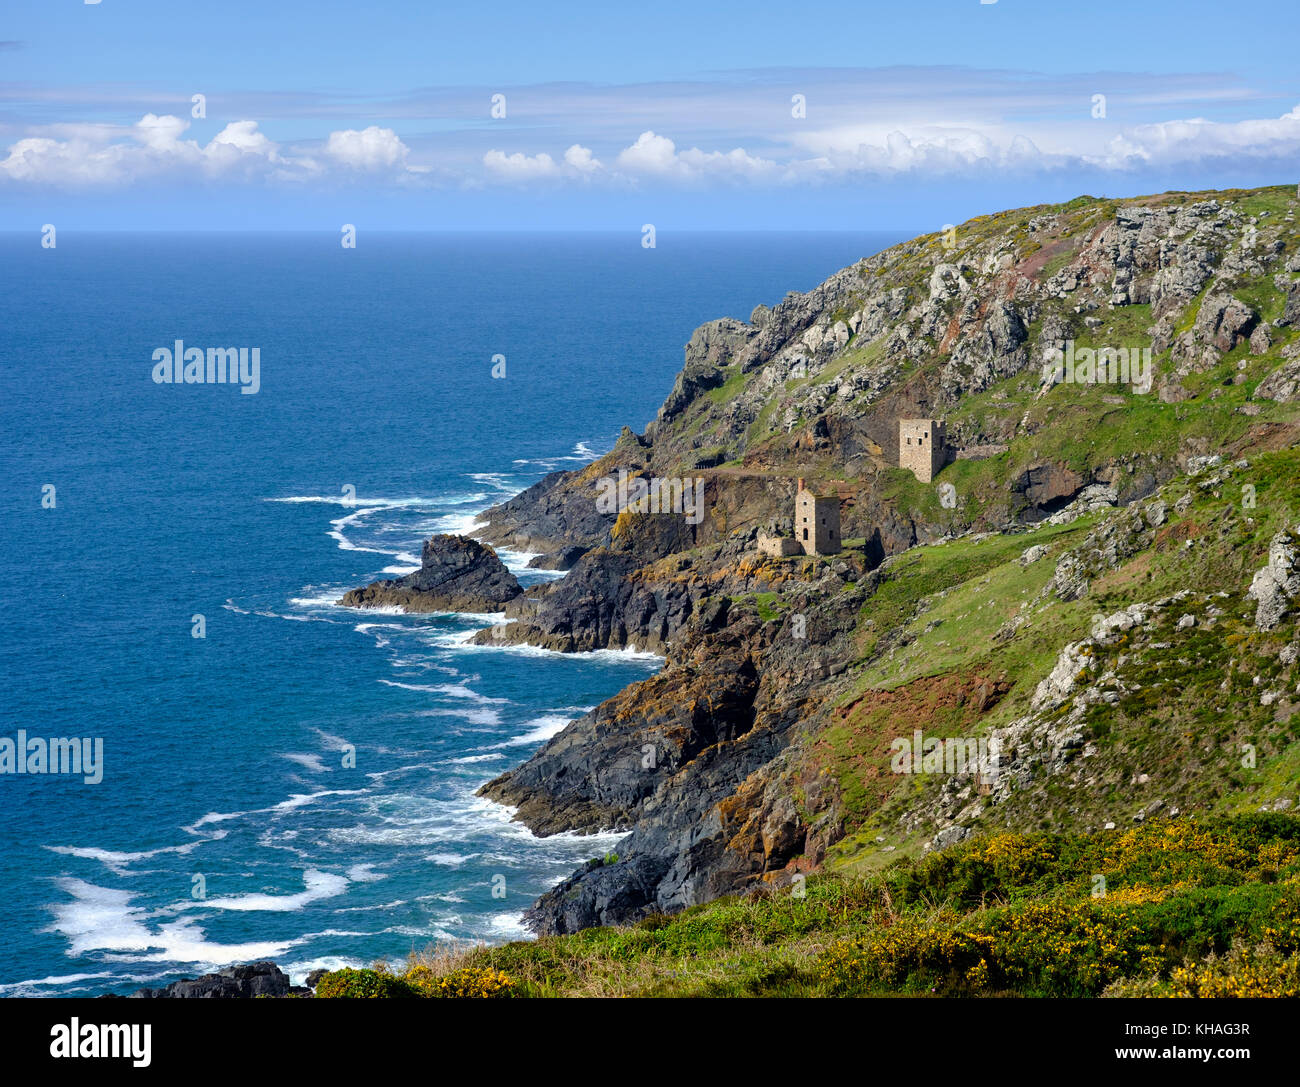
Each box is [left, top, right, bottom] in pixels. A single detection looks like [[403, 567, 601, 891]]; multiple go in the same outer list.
[[469, 184, 1300, 935]]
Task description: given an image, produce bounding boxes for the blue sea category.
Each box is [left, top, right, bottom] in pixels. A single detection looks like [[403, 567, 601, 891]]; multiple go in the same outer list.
[[0, 230, 902, 996]]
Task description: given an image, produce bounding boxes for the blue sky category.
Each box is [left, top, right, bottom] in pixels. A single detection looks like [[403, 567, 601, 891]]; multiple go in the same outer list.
[[2, 0, 1298, 230]]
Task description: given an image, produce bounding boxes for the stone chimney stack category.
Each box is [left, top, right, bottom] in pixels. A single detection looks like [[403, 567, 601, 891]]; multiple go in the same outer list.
[[797, 477, 805, 492]]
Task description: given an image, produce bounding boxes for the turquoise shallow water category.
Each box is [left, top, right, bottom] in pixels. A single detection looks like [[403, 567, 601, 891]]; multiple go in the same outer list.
[[0, 230, 903, 995]]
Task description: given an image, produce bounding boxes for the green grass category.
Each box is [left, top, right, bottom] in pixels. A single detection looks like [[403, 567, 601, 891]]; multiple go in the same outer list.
[[322, 816, 1300, 998]]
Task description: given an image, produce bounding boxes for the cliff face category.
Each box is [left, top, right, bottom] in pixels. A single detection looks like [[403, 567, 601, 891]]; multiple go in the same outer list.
[[476, 185, 1300, 933]]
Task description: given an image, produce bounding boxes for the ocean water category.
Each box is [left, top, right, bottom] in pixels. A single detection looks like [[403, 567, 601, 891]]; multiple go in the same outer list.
[[0, 230, 903, 996]]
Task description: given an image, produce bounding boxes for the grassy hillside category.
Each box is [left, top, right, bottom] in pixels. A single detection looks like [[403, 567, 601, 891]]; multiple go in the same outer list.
[[315, 815, 1300, 997]]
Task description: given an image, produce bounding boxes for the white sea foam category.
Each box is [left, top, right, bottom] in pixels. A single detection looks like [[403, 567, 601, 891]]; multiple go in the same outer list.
[[433, 512, 489, 535], [0, 971, 129, 997], [288, 591, 349, 608], [281, 752, 327, 773], [333, 899, 409, 913], [282, 957, 364, 985], [378, 679, 508, 704], [45, 879, 297, 964], [426, 852, 480, 867], [489, 913, 532, 938], [198, 869, 350, 913], [468, 472, 523, 494], [502, 714, 573, 747], [267, 495, 442, 508], [442, 636, 664, 664], [417, 707, 503, 726], [45, 840, 205, 876], [184, 789, 366, 834]]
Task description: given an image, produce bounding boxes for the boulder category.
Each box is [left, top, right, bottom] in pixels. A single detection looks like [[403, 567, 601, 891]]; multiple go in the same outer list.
[[1194, 293, 1256, 352], [1246, 529, 1300, 630], [128, 962, 292, 999], [340, 534, 521, 613]]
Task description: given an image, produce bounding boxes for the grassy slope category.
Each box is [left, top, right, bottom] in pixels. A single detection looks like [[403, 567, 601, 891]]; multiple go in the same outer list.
[[318, 815, 1300, 997]]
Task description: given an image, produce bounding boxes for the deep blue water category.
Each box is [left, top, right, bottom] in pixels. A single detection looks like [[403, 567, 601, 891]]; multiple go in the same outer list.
[[0, 230, 902, 995]]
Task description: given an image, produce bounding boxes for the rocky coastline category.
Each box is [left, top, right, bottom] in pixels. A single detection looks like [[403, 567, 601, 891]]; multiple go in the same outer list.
[[119, 183, 1300, 989]]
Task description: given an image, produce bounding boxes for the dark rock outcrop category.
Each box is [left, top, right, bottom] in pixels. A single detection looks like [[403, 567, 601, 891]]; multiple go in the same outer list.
[[127, 962, 298, 999], [481, 561, 871, 933], [340, 534, 521, 613], [527, 545, 588, 570], [476, 470, 617, 557]]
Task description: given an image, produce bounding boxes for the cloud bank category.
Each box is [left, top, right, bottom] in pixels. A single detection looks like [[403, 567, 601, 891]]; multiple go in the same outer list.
[[2, 66, 1297, 191]]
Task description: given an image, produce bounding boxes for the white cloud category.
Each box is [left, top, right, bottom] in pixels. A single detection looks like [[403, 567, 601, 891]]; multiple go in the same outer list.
[[0, 113, 287, 185], [482, 143, 602, 181], [1095, 104, 1300, 169], [323, 126, 410, 171], [615, 131, 679, 175], [613, 131, 780, 182], [4, 94, 1300, 191], [0, 114, 426, 186], [563, 144, 601, 173], [483, 149, 559, 178]]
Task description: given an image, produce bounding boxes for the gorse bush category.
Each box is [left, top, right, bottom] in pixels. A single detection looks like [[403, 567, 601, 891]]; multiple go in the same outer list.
[[315, 963, 517, 999], [314, 967, 419, 999], [312, 816, 1300, 998], [817, 900, 1167, 997], [1105, 941, 1300, 998], [404, 964, 516, 998]]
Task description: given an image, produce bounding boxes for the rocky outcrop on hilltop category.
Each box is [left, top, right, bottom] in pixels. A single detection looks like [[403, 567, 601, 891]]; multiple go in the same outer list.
[[340, 534, 521, 613]]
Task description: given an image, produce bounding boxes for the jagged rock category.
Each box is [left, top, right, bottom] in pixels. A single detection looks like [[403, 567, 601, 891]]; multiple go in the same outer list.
[[1046, 484, 1119, 526], [929, 263, 970, 302], [128, 962, 292, 999], [340, 534, 521, 613], [928, 824, 970, 851], [1019, 544, 1046, 566], [1050, 509, 1156, 601], [527, 545, 588, 571], [1255, 357, 1300, 402], [1246, 528, 1300, 630], [656, 318, 756, 426], [1195, 293, 1256, 352]]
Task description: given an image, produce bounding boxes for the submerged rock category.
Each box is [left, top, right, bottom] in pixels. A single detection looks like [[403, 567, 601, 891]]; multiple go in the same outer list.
[[340, 534, 521, 613]]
